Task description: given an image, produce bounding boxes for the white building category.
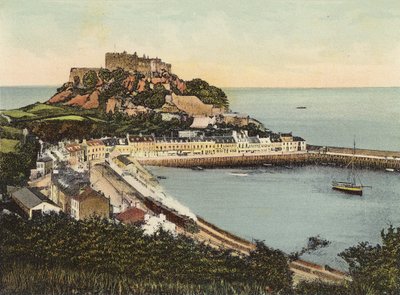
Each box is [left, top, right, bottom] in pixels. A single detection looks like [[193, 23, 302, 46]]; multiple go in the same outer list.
[[8, 186, 61, 219]]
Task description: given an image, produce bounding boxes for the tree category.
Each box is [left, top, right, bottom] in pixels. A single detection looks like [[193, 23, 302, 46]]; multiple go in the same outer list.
[[82, 70, 98, 90], [339, 226, 400, 295], [247, 240, 293, 293], [98, 68, 111, 83], [111, 68, 128, 83], [185, 78, 229, 108]]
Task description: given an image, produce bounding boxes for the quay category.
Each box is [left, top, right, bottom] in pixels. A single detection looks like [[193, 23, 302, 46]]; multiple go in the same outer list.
[[137, 146, 400, 170]]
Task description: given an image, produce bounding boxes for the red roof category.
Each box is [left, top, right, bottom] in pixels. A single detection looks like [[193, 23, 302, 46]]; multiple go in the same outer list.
[[116, 207, 146, 224], [65, 143, 82, 152], [86, 139, 105, 146]]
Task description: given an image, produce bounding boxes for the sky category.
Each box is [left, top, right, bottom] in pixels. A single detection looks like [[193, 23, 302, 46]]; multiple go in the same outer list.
[[1, 0, 400, 87]]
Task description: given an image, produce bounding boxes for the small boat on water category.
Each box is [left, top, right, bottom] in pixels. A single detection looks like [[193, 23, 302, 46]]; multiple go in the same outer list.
[[332, 140, 370, 196], [229, 172, 248, 177], [385, 168, 395, 172], [332, 181, 363, 196], [191, 166, 204, 171], [157, 175, 167, 179], [263, 163, 273, 167], [296, 106, 307, 109]]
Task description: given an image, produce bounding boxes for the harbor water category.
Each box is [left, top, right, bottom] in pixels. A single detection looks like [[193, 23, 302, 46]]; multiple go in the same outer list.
[[149, 165, 400, 270]]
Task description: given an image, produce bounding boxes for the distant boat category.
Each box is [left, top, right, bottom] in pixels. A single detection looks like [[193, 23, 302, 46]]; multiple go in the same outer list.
[[191, 166, 204, 171], [263, 163, 273, 167], [157, 175, 167, 179], [230, 172, 248, 177], [332, 140, 369, 196], [296, 106, 307, 109], [385, 168, 395, 172]]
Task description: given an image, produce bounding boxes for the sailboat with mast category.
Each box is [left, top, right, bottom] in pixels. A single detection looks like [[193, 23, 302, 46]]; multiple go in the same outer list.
[[331, 140, 367, 196]]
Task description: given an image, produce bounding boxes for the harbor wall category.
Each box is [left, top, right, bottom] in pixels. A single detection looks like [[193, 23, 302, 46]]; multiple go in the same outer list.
[[137, 152, 400, 170], [308, 145, 400, 158]]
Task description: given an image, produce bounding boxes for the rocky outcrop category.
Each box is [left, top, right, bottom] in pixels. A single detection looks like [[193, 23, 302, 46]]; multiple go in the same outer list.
[[47, 64, 225, 120], [48, 89, 73, 103], [137, 80, 146, 93], [151, 77, 162, 85], [175, 78, 186, 93], [123, 75, 136, 92], [82, 90, 100, 109], [106, 97, 120, 114], [64, 94, 90, 107], [170, 93, 221, 116]]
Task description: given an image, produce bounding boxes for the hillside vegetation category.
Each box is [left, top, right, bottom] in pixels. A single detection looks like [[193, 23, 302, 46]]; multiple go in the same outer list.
[[49, 68, 229, 113], [0, 213, 292, 294]]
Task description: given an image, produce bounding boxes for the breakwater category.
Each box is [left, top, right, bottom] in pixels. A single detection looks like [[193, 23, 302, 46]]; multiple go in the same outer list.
[[137, 150, 400, 170]]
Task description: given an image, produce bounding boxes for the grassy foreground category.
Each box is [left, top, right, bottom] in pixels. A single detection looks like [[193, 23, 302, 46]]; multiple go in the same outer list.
[[0, 138, 20, 153]]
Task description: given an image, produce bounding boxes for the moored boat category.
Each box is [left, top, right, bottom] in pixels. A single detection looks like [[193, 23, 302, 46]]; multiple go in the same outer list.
[[331, 139, 369, 196], [229, 172, 248, 177], [191, 166, 204, 171], [332, 181, 363, 196]]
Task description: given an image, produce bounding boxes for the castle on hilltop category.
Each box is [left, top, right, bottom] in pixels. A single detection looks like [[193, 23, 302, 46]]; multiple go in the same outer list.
[[69, 51, 172, 85], [106, 51, 171, 74]]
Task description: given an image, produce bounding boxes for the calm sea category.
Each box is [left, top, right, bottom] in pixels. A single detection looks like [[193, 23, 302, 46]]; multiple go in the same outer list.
[[225, 87, 400, 151], [2, 86, 399, 269], [149, 165, 400, 270], [0, 86, 57, 110]]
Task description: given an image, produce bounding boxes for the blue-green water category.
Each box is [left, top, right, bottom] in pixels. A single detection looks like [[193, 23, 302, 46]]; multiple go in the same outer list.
[[149, 165, 400, 270], [225, 87, 400, 151], [0, 86, 57, 110]]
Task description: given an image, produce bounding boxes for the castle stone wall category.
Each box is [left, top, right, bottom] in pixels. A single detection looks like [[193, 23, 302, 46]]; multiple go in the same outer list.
[[68, 51, 172, 84], [105, 51, 171, 76]]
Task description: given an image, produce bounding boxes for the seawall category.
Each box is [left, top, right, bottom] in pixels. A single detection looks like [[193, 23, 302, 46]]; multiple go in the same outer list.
[[137, 150, 400, 170]]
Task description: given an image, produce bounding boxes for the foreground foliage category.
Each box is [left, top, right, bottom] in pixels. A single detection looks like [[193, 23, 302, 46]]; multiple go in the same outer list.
[[339, 225, 400, 295], [0, 140, 39, 194], [0, 213, 292, 294]]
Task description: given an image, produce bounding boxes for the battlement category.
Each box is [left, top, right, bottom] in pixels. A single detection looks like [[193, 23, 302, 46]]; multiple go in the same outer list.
[[105, 51, 171, 76], [68, 51, 172, 84]]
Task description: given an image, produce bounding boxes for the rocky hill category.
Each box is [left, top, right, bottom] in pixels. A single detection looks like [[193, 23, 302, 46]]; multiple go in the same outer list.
[[47, 68, 229, 117]]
